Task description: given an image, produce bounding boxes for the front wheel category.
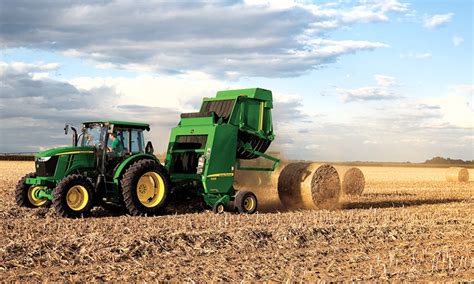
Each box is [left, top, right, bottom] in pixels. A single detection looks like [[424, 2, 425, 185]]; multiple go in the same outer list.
[[52, 174, 95, 218], [212, 202, 225, 214], [235, 191, 258, 214], [15, 172, 51, 208], [121, 159, 170, 216]]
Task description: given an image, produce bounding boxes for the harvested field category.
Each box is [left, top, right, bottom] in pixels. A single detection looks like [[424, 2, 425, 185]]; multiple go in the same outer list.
[[1, 161, 473, 281]]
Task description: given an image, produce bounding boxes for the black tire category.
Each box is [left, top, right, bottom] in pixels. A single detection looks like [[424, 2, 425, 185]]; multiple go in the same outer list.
[[15, 172, 52, 208], [235, 191, 258, 214], [52, 174, 95, 218], [212, 202, 225, 214], [121, 159, 170, 216]]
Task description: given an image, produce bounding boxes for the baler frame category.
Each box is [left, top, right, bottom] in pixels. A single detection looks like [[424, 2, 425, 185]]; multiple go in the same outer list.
[[164, 88, 280, 212]]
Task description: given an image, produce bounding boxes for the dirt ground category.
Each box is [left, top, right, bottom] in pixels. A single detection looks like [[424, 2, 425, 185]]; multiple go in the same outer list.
[[0, 161, 473, 281]]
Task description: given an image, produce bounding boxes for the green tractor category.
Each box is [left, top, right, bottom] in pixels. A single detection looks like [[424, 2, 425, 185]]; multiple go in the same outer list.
[[15, 120, 170, 217]]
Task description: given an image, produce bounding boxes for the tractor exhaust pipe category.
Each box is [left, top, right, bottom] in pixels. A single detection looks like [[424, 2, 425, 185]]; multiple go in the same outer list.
[[64, 124, 78, 146], [71, 127, 78, 146]]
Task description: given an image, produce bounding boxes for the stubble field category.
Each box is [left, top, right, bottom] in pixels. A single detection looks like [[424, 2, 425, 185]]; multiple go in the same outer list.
[[0, 161, 473, 281]]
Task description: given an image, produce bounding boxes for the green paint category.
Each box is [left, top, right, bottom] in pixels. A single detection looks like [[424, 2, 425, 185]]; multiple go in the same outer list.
[[37, 188, 53, 201], [165, 88, 279, 208], [35, 146, 95, 158], [113, 153, 159, 183], [24, 88, 280, 212], [25, 121, 155, 205]]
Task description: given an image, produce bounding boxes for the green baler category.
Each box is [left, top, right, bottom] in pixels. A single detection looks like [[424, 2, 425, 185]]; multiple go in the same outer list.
[[165, 88, 280, 213]]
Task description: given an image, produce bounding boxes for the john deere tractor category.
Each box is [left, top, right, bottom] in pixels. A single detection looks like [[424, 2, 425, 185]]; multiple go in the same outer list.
[[15, 120, 170, 217], [16, 88, 280, 217]]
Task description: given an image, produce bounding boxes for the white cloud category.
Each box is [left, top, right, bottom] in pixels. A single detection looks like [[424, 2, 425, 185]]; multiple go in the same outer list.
[[68, 72, 233, 111], [399, 52, 432, 59], [423, 13, 454, 29], [374, 74, 397, 87], [0, 1, 405, 78], [424, 95, 474, 129], [0, 61, 60, 74], [363, 140, 378, 145], [304, 144, 322, 150], [337, 74, 400, 102], [451, 84, 474, 94], [452, 35, 464, 46]]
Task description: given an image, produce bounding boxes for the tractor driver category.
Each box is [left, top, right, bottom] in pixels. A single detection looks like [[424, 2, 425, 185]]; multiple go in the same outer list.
[[107, 132, 124, 157]]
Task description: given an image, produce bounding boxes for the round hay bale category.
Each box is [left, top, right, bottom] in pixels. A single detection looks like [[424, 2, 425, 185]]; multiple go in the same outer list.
[[335, 166, 365, 196], [310, 164, 341, 209], [279, 163, 321, 210], [445, 167, 469, 182], [277, 163, 341, 210]]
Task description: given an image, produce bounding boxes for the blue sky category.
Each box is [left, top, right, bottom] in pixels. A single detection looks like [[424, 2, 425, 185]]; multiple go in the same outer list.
[[0, 0, 472, 162]]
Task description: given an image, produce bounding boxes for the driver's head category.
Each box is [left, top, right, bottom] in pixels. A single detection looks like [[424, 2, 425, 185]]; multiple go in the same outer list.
[[109, 133, 116, 140]]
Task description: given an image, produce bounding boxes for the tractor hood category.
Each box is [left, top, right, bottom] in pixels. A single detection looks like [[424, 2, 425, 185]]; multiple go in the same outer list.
[[35, 146, 95, 158]]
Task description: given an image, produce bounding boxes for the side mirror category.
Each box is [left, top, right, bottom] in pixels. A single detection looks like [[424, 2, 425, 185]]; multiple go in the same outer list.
[[64, 124, 69, 135], [145, 141, 154, 155]]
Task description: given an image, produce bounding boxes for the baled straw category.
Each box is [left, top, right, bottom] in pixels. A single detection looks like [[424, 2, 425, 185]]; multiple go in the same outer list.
[[278, 163, 341, 210], [445, 167, 469, 182], [335, 166, 365, 196]]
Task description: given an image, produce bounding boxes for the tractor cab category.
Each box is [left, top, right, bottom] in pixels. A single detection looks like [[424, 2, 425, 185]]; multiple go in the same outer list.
[[79, 120, 152, 154], [79, 121, 153, 175]]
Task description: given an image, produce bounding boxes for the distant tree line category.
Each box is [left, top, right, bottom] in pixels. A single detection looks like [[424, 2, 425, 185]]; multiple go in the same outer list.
[[0, 154, 35, 161], [424, 156, 473, 165]]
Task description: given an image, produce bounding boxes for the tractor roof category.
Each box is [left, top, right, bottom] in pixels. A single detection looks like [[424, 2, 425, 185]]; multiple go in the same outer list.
[[213, 88, 272, 101], [82, 120, 150, 130]]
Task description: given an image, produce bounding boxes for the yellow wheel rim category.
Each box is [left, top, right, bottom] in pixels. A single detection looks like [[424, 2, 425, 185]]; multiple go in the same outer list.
[[136, 171, 165, 208], [216, 204, 225, 213], [243, 196, 256, 211], [28, 186, 48, 207], [66, 185, 89, 211]]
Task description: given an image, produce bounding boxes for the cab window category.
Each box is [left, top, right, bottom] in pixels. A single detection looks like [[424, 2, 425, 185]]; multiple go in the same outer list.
[[131, 130, 144, 153], [107, 129, 129, 157]]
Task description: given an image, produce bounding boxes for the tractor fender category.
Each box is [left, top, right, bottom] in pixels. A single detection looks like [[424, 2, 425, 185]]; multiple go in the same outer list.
[[112, 154, 160, 185]]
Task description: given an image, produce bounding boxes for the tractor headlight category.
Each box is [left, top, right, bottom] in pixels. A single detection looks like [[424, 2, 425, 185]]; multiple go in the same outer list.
[[36, 156, 51, 162]]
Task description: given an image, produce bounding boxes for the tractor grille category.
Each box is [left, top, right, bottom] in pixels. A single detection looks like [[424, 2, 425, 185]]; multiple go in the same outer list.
[[35, 156, 59, 177]]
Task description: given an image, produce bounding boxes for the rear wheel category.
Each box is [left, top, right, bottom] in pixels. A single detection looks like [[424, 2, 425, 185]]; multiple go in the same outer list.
[[52, 174, 95, 218], [235, 191, 258, 214], [121, 159, 170, 216], [15, 172, 51, 208]]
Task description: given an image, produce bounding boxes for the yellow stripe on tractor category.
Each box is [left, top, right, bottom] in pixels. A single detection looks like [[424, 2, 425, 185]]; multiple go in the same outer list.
[[207, 173, 234, 178], [56, 151, 94, 156], [259, 101, 264, 130]]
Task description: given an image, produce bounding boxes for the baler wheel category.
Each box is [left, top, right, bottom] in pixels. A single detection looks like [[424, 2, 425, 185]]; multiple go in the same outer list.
[[52, 174, 95, 218], [212, 202, 225, 214], [15, 172, 51, 208], [121, 159, 170, 216], [235, 191, 258, 214]]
